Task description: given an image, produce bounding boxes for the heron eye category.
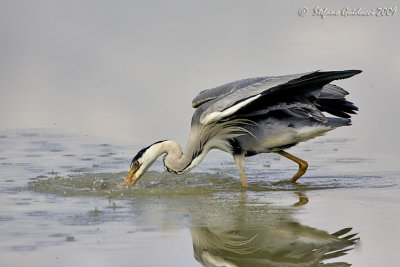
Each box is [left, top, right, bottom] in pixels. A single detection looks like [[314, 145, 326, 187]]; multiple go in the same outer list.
[[131, 161, 139, 169]]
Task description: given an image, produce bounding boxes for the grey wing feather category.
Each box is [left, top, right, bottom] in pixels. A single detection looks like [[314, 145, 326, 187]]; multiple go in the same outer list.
[[192, 77, 267, 108], [319, 84, 349, 99], [196, 72, 311, 125], [240, 101, 327, 122]]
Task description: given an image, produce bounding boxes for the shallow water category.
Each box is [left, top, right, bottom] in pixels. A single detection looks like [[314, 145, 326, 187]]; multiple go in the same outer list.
[[1, 130, 399, 266]]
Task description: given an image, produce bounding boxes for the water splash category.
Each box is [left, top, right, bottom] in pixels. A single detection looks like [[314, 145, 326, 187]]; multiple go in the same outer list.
[[27, 169, 385, 200]]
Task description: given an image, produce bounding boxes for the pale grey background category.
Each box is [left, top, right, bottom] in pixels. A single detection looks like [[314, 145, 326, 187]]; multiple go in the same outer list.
[[1, 0, 399, 169]]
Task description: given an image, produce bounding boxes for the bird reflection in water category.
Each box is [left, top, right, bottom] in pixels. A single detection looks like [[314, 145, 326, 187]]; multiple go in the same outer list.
[[190, 193, 358, 267]]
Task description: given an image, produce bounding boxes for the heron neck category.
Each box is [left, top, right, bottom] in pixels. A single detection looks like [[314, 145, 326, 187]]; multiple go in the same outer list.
[[162, 137, 205, 173]]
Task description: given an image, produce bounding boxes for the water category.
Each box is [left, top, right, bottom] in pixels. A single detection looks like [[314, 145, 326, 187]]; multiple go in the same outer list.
[[1, 130, 399, 266]]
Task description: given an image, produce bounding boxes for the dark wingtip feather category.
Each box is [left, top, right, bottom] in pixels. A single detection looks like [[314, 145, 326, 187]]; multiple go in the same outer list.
[[340, 69, 362, 78], [284, 70, 362, 91], [344, 69, 362, 75], [319, 69, 362, 81]]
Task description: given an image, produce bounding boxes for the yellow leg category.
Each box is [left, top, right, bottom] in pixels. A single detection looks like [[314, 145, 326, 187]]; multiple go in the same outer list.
[[276, 150, 308, 183], [234, 154, 248, 187]]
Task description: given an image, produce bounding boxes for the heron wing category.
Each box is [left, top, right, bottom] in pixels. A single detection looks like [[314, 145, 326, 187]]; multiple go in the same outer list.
[[197, 70, 361, 125], [192, 77, 269, 108]]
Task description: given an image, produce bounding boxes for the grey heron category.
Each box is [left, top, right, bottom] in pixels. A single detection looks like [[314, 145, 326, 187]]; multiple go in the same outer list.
[[124, 70, 361, 186]]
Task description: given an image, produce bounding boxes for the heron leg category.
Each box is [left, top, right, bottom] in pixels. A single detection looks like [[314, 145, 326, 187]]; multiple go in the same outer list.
[[233, 154, 248, 187], [276, 150, 308, 183]]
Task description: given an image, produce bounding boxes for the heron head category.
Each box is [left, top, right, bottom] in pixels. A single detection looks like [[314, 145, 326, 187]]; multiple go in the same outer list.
[[123, 141, 166, 186]]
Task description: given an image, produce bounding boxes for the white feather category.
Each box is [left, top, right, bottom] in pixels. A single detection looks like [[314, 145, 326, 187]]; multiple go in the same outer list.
[[200, 94, 261, 125]]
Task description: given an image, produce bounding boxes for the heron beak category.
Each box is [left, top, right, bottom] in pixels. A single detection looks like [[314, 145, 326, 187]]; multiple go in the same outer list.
[[123, 168, 138, 186]]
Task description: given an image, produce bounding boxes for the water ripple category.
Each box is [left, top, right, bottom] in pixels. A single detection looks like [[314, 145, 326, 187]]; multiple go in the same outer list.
[[27, 170, 395, 199]]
